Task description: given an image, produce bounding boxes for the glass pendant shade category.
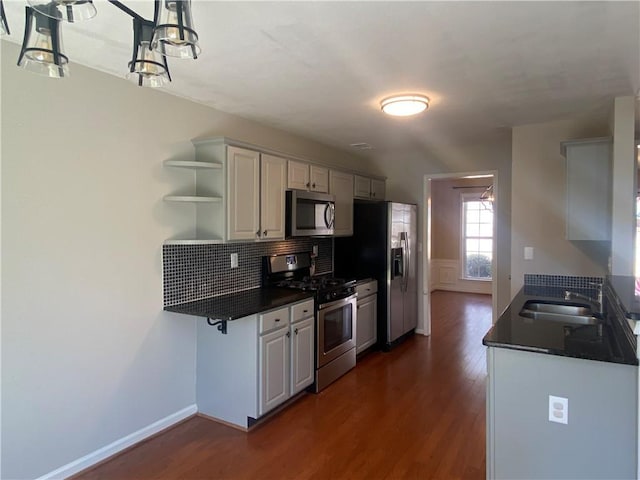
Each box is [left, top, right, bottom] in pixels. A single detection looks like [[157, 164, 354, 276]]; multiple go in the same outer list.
[[127, 19, 171, 88], [18, 6, 69, 78], [27, 0, 97, 23], [0, 0, 10, 35], [152, 0, 200, 59]]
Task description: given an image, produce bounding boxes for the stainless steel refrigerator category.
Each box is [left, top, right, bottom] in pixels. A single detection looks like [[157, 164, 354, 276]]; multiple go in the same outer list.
[[335, 200, 417, 349]]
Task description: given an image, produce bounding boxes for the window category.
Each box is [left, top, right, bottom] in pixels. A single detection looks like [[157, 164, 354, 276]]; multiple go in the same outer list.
[[461, 194, 493, 280]]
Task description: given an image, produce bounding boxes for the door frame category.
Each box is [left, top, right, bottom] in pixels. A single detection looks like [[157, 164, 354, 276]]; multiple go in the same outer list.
[[422, 171, 499, 336]]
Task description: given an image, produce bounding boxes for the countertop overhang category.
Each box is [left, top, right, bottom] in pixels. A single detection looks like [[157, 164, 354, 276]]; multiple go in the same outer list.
[[483, 285, 638, 365], [165, 287, 314, 321]]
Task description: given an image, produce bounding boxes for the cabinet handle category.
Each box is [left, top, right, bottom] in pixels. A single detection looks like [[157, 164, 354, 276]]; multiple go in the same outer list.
[[312, 183, 316, 188], [306, 182, 310, 188], [256, 230, 261, 237], [372, 192, 376, 197], [286, 331, 291, 338], [275, 318, 280, 322], [303, 309, 308, 313], [357, 306, 361, 310], [294, 328, 299, 335], [263, 230, 267, 236]]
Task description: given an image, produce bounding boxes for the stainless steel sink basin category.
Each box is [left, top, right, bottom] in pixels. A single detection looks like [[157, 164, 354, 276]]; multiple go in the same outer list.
[[519, 301, 600, 325], [522, 301, 592, 316]]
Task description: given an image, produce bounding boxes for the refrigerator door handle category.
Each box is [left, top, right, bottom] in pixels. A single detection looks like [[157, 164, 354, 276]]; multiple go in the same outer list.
[[400, 231, 408, 292]]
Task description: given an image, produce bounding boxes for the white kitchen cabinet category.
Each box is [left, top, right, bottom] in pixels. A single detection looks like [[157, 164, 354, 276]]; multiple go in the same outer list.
[[354, 175, 386, 200], [227, 146, 260, 240], [259, 325, 290, 416], [329, 170, 354, 236], [196, 298, 315, 429], [288, 160, 329, 193], [260, 154, 287, 240], [561, 137, 612, 241], [370, 178, 386, 200], [290, 316, 314, 395], [228, 147, 286, 241], [356, 280, 378, 354]]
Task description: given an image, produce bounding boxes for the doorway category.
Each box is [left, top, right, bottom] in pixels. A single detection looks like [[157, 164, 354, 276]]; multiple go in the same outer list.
[[422, 172, 498, 336]]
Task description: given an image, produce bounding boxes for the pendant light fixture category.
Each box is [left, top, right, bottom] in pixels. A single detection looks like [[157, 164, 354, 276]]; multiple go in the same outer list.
[[127, 18, 170, 88], [27, 0, 97, 23], [0, 0, 10, 35], [152, 0, 200, 59], [380, 94, 429, 117], [6, 0, 201, 86], [17, 5, 69, 78]]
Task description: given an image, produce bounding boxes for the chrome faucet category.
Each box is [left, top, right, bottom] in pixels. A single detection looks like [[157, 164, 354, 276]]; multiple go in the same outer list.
[[564, 283, 603, 315]]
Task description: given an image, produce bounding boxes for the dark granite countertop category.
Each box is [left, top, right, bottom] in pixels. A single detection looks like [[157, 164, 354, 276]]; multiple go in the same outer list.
[[483, 285, 637, 365], [165, 287, 314, 321], [607, 275, 640, 320]]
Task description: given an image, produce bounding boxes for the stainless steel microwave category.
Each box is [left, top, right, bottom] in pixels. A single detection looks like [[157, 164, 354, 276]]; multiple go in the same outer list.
[[285, 190, 335, 237]]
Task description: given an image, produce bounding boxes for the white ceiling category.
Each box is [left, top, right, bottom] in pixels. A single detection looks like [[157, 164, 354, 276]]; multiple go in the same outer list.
[[2, 1, 639, 160]]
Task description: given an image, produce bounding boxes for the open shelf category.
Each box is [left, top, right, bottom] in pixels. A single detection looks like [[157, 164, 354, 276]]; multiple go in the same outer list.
[[164, 238, 224, 245], [164, 160, 223, 169], [164, 195, 223, 203]]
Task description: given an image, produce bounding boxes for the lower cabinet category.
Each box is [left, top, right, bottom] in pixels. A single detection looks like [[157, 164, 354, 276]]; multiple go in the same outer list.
[[356, 280, 378, 354], [259, 325, 290, 416], [197, 298, 315, 429]]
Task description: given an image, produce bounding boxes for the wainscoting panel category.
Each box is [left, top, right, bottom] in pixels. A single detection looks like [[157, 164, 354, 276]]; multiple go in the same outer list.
[[430, 258, 492, 295]]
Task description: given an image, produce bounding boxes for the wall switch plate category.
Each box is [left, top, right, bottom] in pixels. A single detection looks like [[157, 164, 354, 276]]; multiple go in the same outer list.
[[549, 395, 568, 424], [524, 247, 534, 260], [230, 253, 238, 268]]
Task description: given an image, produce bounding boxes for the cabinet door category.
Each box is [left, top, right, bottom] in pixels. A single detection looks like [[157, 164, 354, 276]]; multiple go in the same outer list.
[[563, 139, 612, 241], [260, 154, 286, 240], [288, 160, 310, 190], [329, 170, 354, 236], [259, 327, 290, 416], [356, 295, 377, 354], [291, 317, 314, 395], [370, 179, 385, 200], [227, 146, 260, 240], [354, 175, 371, 198], [310, 165, 329, 193]]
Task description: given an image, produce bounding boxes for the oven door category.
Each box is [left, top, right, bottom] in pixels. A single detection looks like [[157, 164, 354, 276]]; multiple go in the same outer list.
[[317, 294, 357, 367]]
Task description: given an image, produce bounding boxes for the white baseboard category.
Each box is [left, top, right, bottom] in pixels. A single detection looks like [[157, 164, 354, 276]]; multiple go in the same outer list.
[[37, 404, 197, 480]]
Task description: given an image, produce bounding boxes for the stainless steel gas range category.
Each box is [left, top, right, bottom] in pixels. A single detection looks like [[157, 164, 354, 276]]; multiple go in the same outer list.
[[263, 252, 357, 392]]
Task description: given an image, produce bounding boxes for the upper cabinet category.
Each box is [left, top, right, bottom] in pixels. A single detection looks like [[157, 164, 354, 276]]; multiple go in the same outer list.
[[163, 137, 383, 244], [288, 160, 329, 193], [561, 137, 612, 242], [354, 175, 385, 200], [228, 147, 286, 241], [329, 170, 354, 236]]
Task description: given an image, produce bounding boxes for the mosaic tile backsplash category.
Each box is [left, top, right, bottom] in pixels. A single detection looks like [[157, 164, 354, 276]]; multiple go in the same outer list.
[[163, 238, 333, 306], [524, 274, 604, 289]]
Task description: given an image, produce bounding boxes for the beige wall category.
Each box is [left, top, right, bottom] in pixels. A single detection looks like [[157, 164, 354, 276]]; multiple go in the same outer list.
[[430, 177, 493, 295], [432, 177, 491, 259], [0, 41, 368, 479], [369, 134, 512, 321], [510, 112, 611, 297]]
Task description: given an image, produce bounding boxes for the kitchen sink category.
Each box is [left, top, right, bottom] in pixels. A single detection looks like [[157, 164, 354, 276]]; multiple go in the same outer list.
[[519, 301, 600, 325]]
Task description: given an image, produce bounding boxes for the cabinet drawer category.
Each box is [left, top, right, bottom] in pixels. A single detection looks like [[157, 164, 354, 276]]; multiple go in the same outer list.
[[291, 299, 314, 322], [356, 280, 378, 299], [260, 307, 290, 334]]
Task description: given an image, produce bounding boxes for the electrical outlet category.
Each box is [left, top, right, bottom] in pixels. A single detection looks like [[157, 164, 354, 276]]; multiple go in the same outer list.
[[549, 395, 568, 424], [524, 247, 534, 260], [230, 253, 238, 268]]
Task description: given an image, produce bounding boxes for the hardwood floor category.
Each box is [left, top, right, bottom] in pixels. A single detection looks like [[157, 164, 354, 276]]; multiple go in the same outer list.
[[74, 291, 492, 480]]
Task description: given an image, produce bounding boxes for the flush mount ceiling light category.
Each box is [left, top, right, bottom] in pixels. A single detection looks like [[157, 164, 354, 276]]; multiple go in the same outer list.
[[380, 94, 429, 117], [2, 0, 200, 86]]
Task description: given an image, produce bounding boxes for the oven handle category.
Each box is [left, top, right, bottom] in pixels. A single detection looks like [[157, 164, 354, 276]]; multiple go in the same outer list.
[[317, 293, 357, 310]]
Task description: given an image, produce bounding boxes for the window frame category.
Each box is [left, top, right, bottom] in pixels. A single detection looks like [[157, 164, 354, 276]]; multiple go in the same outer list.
[[460, 192, 493, 281]]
